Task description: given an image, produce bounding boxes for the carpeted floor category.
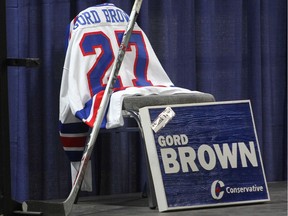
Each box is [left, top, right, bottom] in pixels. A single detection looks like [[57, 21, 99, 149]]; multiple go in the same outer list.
[[69, 181, 287, 216]]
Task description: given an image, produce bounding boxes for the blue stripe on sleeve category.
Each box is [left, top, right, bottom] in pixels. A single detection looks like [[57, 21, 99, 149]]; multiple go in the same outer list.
[[59, 121, 89, 134]]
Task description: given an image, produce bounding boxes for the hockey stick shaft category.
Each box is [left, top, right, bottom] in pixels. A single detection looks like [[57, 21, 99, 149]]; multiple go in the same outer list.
[[63, 0, 143, 214], [23, 1, 143, 215]]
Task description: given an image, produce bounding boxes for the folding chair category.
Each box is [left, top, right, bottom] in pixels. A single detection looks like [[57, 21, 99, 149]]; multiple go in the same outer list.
[[58, 3, 217, 210]]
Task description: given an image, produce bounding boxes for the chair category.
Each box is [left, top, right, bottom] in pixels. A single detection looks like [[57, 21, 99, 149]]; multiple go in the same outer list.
[[59, 4, 216, 209]]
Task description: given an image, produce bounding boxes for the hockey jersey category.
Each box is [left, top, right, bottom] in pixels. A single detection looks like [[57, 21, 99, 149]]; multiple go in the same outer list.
[[59, 4, 201, 191], [59, 3, 197, 163]]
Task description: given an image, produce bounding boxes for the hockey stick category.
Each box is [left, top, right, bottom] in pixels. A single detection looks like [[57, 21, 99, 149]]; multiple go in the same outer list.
[[23, 1, 143, 215]]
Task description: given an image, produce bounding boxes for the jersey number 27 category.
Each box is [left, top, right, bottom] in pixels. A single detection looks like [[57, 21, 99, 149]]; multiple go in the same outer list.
[[80, 30, 152, 96]]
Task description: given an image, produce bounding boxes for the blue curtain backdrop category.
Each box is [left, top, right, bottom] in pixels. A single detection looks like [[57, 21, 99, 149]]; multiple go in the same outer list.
[[6, 0, 287, 202]]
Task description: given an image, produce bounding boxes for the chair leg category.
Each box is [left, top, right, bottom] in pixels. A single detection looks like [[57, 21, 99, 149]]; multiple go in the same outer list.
[[140, 128, 157, 209], [145, 160, 157, 209], [126, 111, 158, 209]]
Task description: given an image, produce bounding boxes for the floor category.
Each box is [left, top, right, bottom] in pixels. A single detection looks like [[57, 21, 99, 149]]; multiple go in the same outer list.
[[69, 181, 287, 216]]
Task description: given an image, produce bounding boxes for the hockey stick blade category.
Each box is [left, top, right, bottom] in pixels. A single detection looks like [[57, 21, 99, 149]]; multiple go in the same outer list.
[[23, 0, 143, 215], [23, 200, 65, 215]]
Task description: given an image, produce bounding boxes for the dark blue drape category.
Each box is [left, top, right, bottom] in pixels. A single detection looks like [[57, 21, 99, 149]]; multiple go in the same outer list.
[[6, 0, 286, 202]]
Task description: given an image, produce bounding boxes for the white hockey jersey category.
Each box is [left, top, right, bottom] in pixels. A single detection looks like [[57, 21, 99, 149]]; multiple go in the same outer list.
[[59, 3, 200, 191], [59, 3, 196, 163]]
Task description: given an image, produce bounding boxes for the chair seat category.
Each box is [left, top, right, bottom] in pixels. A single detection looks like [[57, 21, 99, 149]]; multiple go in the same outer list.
[[122, 92, 215, 112]]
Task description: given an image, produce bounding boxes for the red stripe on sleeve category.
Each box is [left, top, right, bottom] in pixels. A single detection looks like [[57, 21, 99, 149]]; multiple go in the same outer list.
[[86, 90, 104, 127], [60, 136, 87, 148]]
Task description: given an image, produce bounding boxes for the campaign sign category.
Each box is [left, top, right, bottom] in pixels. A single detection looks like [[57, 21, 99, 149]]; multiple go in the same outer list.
[[139, 100, 270, 212]]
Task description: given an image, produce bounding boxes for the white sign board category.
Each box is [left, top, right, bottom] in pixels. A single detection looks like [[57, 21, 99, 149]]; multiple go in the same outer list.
[[139, 100, 270, 212]]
